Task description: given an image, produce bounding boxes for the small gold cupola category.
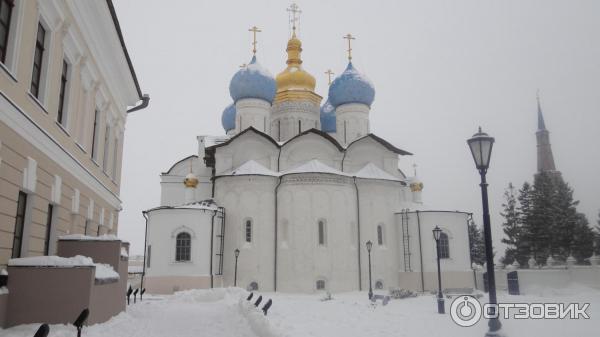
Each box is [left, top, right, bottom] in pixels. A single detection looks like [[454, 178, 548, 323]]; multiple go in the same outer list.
[[275, 33, 316, 93]]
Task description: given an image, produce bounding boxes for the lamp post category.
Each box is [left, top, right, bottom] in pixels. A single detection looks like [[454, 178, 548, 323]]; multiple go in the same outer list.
[[366, 240, 373, 299], [467, 127, 502, 336], [432, 226, 445, 314], [234, 248, 240, 287]]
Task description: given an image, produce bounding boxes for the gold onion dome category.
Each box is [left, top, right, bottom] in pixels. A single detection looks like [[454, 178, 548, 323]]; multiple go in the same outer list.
[[184, 173, 199, 188], [275, 33, 316, 92]]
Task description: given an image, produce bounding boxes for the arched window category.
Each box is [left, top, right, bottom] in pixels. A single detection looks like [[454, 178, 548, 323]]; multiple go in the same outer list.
[[375, 280, 384, 290], [175, 232, 191, 262], [316, 279, 326, 290], [439, 232, 450, 259], [377, 224, 385, 246], [245, 219, 252, 243], [248, 281, 259, 291], [318, 219, 327, 246]]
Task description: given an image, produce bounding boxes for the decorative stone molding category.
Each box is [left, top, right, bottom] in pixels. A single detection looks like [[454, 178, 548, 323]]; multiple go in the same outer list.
[[282, 174, 352, 186], [87, 199, 94, 220], [22, 157, 37, 193], [71, 188, 80, 214], [51, 175, 62, 204]]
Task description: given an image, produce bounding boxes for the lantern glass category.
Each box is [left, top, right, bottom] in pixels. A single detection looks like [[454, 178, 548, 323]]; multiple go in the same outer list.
[[234, 249, 240, 258], [467, 127, 494, 170], [366, 240, 373, 252], [433, 226, 442, 241]]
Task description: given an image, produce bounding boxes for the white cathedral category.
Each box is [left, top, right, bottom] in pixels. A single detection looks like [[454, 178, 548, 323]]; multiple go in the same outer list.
[[143, 16, 474, 294]]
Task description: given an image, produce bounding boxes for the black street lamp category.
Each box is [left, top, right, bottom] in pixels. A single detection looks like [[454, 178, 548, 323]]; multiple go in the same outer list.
[[432, 226, 445, 314], [366, 240, 373, 300], [234, 248, 240, 287], [467, 127, 502, 336]]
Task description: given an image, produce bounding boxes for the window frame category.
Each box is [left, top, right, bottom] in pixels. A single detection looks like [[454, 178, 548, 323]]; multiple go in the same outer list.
[[317, 219, 327, 246], [316, 279, 326, 290], [30, 21, 46, 99], [439, 232, 450, 259], [244, 218, 252, 244], [57, 59, 69, 125], [43, 203, 53, 255], [377, 224, 385, 246], [0, 0, 14, 64], [175, 232, 191, 262], [11, 191, 27, 258]]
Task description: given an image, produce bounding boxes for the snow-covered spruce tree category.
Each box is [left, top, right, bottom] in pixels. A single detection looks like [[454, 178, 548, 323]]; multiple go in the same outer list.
[[596, 210, 600, 254], [570, 213, 594, 262], [517, 182, 539, 263], [468, 218, 485, 266], [500, 183, 525, 266]]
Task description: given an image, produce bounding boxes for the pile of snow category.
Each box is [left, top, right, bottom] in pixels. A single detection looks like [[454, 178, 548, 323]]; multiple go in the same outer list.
[[94, 263, 119, 281], [8, 255, 94, 267], [238, 298, 281, 337], [0, 287, 8, 295], [284, 159, 350, 176], [120, 247, 129, 258], [59, 234, 120, 241], [354, 163, 400, 181], [224, 160, 279, 177]]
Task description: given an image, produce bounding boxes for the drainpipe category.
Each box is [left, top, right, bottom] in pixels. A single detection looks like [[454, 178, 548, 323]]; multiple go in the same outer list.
[[467, 213, 476, 289], [353, 176, 362, 291], [127, 94, 150, 113], [273, 176, 283, 291], [416, 210, 425, 292], [141, 211, 149, 295], [210, 211, 215, 288]]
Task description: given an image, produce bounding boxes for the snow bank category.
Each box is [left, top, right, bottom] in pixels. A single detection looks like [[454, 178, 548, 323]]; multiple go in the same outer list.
[[0, 287, 8, 295], [8, 255, 94, 267], [170, 287, 247, 304], [238, 298, 282, 337], [94, 263, 119, 281], [59, 234, 120, 241], [120, 247, 129, 258]]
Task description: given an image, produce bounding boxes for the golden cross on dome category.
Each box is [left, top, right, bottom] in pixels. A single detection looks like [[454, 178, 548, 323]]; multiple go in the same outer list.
[[248, 26, 262, 55], [287, 3, 302, 35], [343, 33, 356, 61], [325, 69, 334, 85]]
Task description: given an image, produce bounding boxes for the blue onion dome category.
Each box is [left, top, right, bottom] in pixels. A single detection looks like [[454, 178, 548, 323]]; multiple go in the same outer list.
[[320, 99, 336, 133], [229, 56, 276, 103], [221, 103, 236, 132], [328, 62, 375, 108]]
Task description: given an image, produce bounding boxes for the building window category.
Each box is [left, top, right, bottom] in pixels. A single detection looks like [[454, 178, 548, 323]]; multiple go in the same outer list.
[[245, 219, 252, 243], [102, 125, 110, 172], [0, 0, 14, 63], [377, 224, 384, 246], [30, 22, 46, 98], [318, 219, 326, 246], [175, 232, 191, 262], [248, 281, 258, 291], [96, 224, 101, 236], [298, 120, 301, 133], [316, 279, 326, 290], [12, 191, 27, 258], [57, 60, 68, 125], [84, 219, 91, 235], [111, 136, 119, 179], [375, 280, 384, 290], [439, 232, 450, 259], [91, 109, 100, 160], [146, 245, 151, 268], [43, 204, 53, 255]]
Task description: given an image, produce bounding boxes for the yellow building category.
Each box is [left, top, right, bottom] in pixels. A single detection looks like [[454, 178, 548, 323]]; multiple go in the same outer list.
[[0, 0, 148, 268]]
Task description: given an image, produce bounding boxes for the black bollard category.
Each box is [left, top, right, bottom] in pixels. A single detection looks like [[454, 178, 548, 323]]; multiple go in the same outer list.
[[262, 299, 273, 316], [133, 288, 139, 304], [246, 292, 254, 301], [126, 286, 133, 305], [141, 288, 146, 301], [73, 308, 89, 337], [254, 295, 262, 307], [33, 323, 49, 337]]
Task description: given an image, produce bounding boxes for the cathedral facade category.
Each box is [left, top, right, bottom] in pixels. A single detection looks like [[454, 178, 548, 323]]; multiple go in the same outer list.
[[143, 22, 473, 294]]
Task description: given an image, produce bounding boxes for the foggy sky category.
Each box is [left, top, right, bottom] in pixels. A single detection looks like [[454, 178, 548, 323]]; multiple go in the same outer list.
[[112, 0, 600, 256]]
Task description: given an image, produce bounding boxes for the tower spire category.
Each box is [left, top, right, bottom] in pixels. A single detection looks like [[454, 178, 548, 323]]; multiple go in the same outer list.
[[287, 3, 301, 37], [537, 89, 546, 130]]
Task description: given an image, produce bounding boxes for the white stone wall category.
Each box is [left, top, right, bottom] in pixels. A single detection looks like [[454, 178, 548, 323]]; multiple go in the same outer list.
[[344, 137, 401, 178], [160, 156, 212, 206], [270, 100, 320, 142], [214, 132, 279, 174], [235, 98, 271, 133], [335, 103, 370, 145], [145, 208, 215, 278], [279, 133, 344, 172]]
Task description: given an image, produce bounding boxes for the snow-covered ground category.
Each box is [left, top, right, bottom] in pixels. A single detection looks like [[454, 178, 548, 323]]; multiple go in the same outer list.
[[1, 286, 598, 337]]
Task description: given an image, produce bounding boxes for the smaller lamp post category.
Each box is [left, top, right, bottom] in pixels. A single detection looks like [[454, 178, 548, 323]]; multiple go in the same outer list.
[[234, 248, 240, 287], [366, 240, 373, 299], [432, 226, 445, 314]]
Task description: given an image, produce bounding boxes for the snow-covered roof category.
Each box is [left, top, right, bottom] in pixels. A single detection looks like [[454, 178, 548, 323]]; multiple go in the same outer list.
[[9, 255, 95, 267], [203, 135, 230, 148], [145, 199, 220, 213], [354, 163, 401, 181], [121, 247, 129, 258], [94, 263, 120, 281], [221, 160, 278, 177], [283, 159, 350, 176], [59, 234, 121, 241]]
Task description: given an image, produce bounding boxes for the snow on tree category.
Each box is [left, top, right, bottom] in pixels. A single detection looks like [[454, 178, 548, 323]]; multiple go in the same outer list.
[[500, 183, 528, 266], [468, 217, 485, 266]]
